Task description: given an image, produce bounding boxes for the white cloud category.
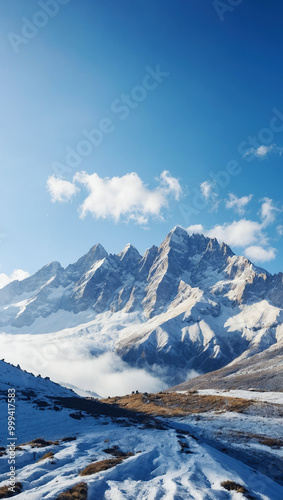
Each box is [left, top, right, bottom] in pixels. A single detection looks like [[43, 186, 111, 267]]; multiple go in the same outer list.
[[200, 180, 219, 212], [160, 170, 182, 200], [187, 194, 282, 263], [244, 246, 276, 263], [200, 180, 214, 199], [225, 193, 253, 215], [51, 352, 165, 398], [47, 175, 79, 202], [0, 269, 30, 289], [243, 144, 283, 160], [186, 224, 205, 235], [187, 219, 265, 248], [0, 338, 165, 398], [207, 220, 265, 247], [260, 197, 280, 227], [185, 369, 202, 380], [254, 145, 273, 158], [48, 170, 182, 225], [187, 196, 281, 264], [187, 221, 278, 263]]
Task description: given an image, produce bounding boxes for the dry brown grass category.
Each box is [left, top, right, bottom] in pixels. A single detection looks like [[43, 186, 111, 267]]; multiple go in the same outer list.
[[17, 437, 59, 449], [230, 430, 283, 449], [61, 437, 77, 443], [37, 451, 54, 462], [79, 457, 123, 476], [17, 436, 76, 451], [56, 482, 87, 500], [221, 481, 255, 499], [0, 483, 22, 498], [101, 392, 253, 417], [102, 446, 129, 458], [79, 452, 134, 476], [258, 436, 283, 448]]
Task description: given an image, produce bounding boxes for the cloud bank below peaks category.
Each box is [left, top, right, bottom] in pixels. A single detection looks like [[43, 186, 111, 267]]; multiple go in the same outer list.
[[47, 170, 182, 225]]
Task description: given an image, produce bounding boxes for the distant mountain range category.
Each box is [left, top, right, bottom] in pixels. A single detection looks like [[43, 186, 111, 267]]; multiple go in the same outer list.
[[0, 226, 282, 385]]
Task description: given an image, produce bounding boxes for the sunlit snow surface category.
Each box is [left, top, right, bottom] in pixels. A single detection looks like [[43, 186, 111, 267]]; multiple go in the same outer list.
[[0, 362, 283, 499], [197, 389, 283, 405]]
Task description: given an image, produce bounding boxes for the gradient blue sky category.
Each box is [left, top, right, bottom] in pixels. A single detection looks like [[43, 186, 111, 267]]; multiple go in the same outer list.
[[0, 0, 283, 279]]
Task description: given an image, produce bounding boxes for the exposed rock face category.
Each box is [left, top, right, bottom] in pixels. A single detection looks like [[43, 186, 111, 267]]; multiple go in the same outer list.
[[0, 226, 282, 383]]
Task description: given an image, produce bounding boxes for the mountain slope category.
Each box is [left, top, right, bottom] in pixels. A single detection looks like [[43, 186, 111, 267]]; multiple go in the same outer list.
[[1, 361, 283, 499], [170, 342, 283, 392]]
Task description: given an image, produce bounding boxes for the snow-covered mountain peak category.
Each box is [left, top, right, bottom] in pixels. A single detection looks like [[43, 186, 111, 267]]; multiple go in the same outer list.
[[66, 243, 108, 278], [118, 243, 141, 261], [168, 224, 188, 240], [142, 245, 159, 259], [29, 260, 63, 281], [219, 241, 234, 255], [137, 245, 159, 279]]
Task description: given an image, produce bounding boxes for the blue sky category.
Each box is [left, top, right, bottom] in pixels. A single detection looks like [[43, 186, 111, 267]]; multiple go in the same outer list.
[[0, 0, 283, 281]]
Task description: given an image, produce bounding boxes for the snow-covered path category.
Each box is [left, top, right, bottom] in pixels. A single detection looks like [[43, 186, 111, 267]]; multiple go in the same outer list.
[[1, 423, 283, 500]]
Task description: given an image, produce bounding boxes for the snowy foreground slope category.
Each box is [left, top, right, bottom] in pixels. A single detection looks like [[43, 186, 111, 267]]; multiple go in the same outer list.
[[0, 361, 283, 499], [0, 226, 282, 391]]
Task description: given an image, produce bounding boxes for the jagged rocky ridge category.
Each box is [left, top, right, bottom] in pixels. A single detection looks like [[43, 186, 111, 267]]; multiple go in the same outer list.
[[0, 226, 282, 384]]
